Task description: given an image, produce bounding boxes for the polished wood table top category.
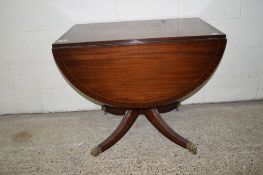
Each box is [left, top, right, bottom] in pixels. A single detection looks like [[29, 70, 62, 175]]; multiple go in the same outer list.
[[52, 18, 227, 156], [53, 18, 225, 47]]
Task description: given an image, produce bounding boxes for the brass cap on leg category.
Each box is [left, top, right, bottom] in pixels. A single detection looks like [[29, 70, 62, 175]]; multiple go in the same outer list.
[[91, 146, 101, 156], [186, 142, 197, 155]]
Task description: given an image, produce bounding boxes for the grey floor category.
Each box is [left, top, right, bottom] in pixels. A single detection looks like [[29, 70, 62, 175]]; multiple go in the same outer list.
[[0, 101, 263, 175]]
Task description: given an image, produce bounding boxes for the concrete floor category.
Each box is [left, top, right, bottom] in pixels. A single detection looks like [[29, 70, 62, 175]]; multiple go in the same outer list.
[[0, 101, 263, 175]]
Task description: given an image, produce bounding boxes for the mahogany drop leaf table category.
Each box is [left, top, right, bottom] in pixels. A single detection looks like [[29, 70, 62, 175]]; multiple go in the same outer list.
[[52, 18, 227, 156]]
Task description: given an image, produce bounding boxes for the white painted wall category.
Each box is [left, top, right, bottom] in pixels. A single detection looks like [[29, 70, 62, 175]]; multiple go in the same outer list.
[[0, 0, 262, 115]]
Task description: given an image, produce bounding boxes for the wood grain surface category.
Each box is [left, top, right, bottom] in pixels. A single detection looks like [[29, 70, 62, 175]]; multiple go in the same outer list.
[[52, 18, 225, 48], [53, 38, 226, 108]]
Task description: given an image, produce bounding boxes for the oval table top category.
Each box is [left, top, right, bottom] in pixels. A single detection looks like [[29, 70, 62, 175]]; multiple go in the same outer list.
[[52, 18, 226, 108]]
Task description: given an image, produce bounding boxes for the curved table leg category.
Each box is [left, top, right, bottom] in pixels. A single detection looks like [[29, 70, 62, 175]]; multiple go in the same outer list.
[[91, 110, 139, 156], [144, 108, 197, 154]]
